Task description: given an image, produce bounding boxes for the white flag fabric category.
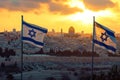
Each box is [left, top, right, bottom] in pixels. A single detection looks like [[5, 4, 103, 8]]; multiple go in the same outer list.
[[22, 20, 47, 48], [93, 22, 116, 53]]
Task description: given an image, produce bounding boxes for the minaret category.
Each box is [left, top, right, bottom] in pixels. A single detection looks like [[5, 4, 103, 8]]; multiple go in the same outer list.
[[61, 28, 64, 37], [61, 28, 63, 35]]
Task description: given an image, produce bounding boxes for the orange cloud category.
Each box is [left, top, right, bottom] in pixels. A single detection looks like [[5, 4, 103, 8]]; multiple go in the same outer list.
[[0, 0, 47, 11], [48, 2, 83, 15], [83, 0, 116, 11], [0, 0, 83, 15]]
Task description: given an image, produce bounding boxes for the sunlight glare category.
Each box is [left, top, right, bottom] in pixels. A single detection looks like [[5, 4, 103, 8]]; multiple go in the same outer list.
[[67, 11, 95, 24], [67, 0, 85, 9], [67, 9, 113, 24]]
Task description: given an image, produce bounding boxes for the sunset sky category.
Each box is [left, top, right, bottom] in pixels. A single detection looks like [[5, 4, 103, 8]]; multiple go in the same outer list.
[[0, 0, 120, 33]]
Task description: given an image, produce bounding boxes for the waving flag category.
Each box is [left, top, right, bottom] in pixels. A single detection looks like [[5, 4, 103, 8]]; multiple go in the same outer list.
[[22, 20, 47, 48], [93, 22, 116, 53]]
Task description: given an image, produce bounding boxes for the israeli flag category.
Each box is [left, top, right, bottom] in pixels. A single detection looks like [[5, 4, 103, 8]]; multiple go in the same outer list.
[[93, 22, 116, 53], [22, 21, 47, 48]]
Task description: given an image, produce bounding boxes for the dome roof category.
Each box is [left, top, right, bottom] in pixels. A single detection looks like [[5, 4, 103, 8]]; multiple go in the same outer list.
[[69, 26, 75, 34]]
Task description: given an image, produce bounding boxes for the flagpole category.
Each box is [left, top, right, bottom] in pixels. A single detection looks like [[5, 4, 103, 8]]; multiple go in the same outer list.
[[92, 16, 95, 80], [21, 15, 23, 80]]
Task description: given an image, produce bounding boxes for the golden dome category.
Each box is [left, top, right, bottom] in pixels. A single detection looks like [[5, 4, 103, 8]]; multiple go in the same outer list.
[[68, 26, 75, 35]]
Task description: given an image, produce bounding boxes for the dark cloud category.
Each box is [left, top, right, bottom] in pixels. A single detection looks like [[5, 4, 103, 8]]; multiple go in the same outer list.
[[0, 0, 83, 15], [53, 0, 69, 3], [83, 0, 116, 11], [49, 2, 83, 15], [0, 0, 50, 11], [53, 0, 68, 2]]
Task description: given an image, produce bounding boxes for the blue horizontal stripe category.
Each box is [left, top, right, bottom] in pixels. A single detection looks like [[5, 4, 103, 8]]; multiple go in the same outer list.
[[95, 22, 116, 43], [22, 37, 44, 46], [109, 36, 116, 43], [23, 20, 47, 33], [95, 22, 115, 38], [93, 39, 116, 52]]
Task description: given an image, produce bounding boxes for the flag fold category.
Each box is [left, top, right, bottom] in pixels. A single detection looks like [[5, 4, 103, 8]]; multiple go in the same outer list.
[[93, 21, 116, 53], [22, 20, 47, 48]]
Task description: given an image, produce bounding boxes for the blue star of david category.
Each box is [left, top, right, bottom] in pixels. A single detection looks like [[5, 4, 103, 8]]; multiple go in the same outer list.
[[28, 29, 36, 38], [100, 32, 109, 42]]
